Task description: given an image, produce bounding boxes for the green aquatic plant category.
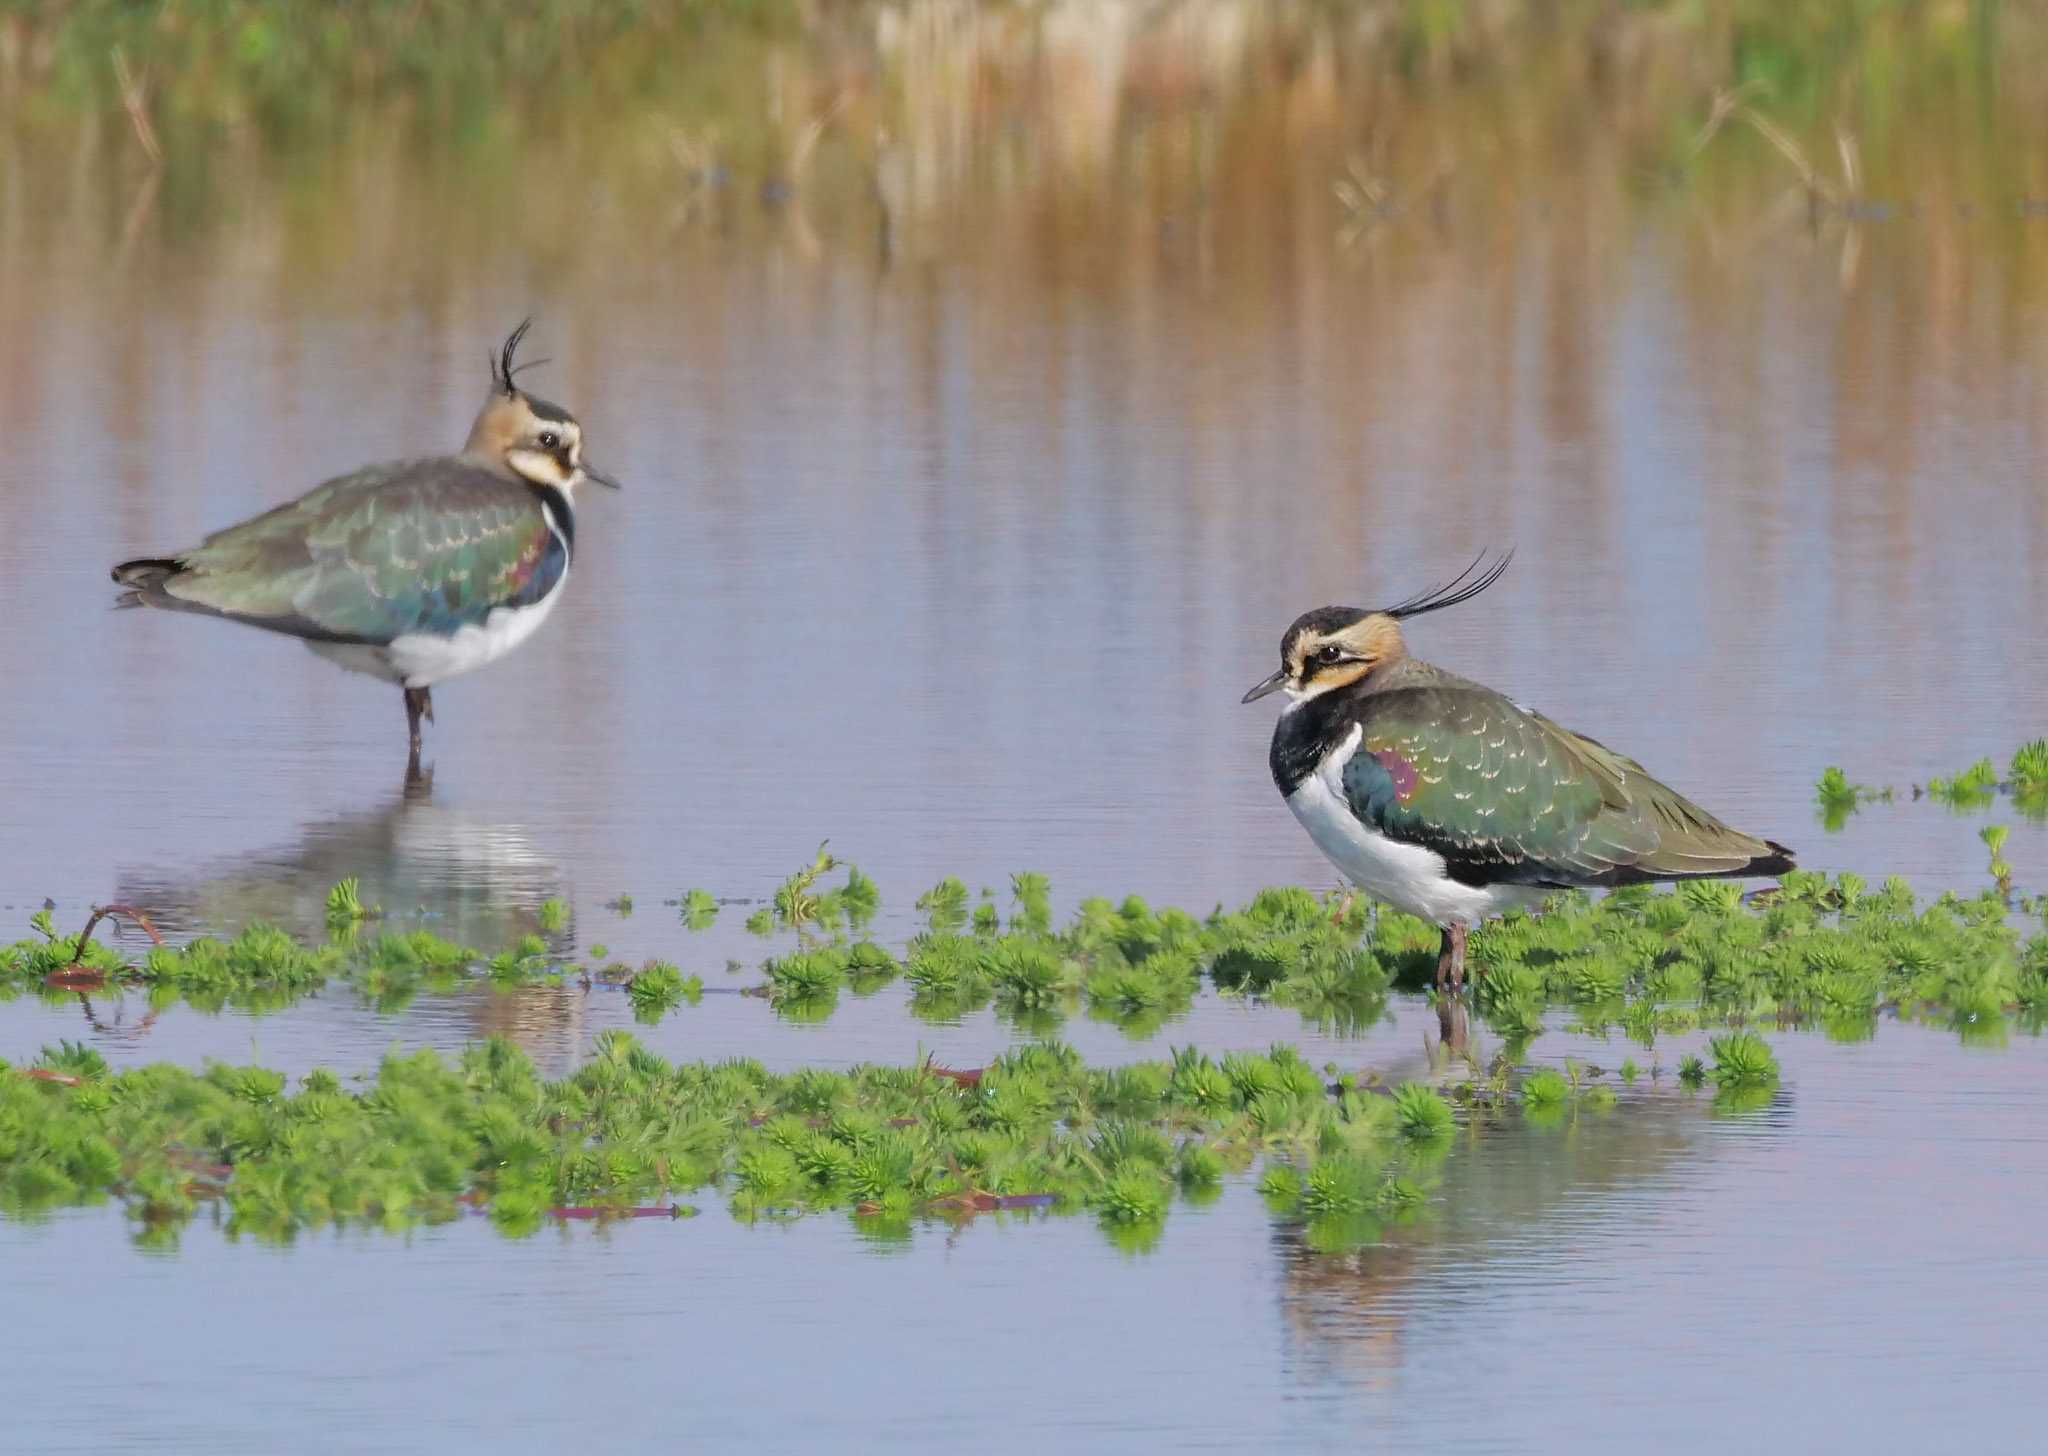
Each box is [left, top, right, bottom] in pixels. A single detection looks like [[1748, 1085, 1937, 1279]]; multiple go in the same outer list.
[[764, 949, 847, 1001], [537, 898, 570, 933], [1813, 766, 1889, 830], [1981, 824, 2014, 896], [1010, 872, 1053, 936], [1707, 1031, 1780, 1089], [9, 864, 2045, 1044], [1521, 1067, 1571, 1109], [837, 867, 881, 929], [625, 961, 702, 1022], [679, 889, 719, 930], [1926, 758, 1999, 811], [486, 934, 551, 983], [1390, 1082, 1454, 1141], [917, 877, 970, 934], [772, 843, 838, 931], [324, 878, 371, 932], [986, 939, 1074, 1008]]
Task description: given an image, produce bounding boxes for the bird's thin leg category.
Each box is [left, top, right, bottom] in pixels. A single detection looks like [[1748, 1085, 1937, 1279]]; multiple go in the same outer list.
[[403, 686, 434, 779], [1436, 993, 1469, 1057], [1447, 922, 1469, 997], [1435, 926, 1455, 994]]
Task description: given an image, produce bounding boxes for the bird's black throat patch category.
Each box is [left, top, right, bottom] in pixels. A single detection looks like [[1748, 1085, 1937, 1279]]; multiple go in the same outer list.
[[1267, 689, 1355, 797]]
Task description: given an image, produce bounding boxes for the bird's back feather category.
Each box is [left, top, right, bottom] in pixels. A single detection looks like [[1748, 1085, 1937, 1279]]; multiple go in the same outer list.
[[111, 458, 568, 646], [1294, 659, 1793, 890]]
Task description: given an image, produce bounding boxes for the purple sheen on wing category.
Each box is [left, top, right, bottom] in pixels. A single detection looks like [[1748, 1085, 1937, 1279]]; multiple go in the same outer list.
[[1371, 749, 1420, 803]]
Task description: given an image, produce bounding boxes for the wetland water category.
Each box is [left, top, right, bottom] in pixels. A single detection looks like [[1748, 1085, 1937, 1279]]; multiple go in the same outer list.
[[3, 3, 2047, 1449]]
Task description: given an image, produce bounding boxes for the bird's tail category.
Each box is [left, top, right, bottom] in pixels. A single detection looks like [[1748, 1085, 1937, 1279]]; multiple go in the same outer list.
[[113, 557, 182, 589], [111, 557, 185, 609]]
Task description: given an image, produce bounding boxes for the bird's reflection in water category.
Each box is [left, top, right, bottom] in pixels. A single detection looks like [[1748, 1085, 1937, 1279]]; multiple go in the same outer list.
[[117, 773, 566, 950], [108, 773, 588, 1067], [1273, 1085, 1711, 1392]]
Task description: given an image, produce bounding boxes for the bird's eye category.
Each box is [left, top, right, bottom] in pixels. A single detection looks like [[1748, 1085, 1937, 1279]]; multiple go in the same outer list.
[[538, 431, 560, 450], [1315, 645, 1345, 666]]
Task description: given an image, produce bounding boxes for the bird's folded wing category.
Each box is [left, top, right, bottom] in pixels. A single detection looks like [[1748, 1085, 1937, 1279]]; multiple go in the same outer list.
[[163, 462, 564, 644], [1339, 687, 1769, 887]]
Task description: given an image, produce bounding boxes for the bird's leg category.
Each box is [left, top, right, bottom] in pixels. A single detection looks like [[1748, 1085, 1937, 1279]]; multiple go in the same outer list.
[[1436, 993, 1469, 1058], [1435, 923, 1469, 998], [403, 686, 434, 780]]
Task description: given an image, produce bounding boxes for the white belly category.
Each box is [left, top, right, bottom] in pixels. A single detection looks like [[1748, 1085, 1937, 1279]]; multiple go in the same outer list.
[[1286, 726, 1542, 928], [304, 586, 564, 689]]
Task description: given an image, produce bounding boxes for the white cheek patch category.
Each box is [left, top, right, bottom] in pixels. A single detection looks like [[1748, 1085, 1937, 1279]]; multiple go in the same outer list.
[[508, 449, 569, 488]]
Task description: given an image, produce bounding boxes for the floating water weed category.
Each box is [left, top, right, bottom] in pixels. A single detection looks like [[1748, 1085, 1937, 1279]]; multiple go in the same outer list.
[[679, 889, 719, 930], [1390, 1083, 1454, 1141], [9, 864, 2042, 1044], [1981, 825, 2014, 895], [1010, 872, 1053, 936], [325, 878, 371, 932], [1521, 1067, 1570, 1108], [917, 877, 970, 934], [1707, 1032, 1780, 1089], [537, 898, 569, 933], [1813, 767, 1888, 829], [987, 940, 1072, 1008], [625, 961, 701, 1022], [1927, 758, 1999, 810]]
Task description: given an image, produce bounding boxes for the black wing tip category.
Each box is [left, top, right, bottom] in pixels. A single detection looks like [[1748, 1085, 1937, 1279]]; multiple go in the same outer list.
[[112, 557, 181, 588], [1748, 842, 1797, 878]]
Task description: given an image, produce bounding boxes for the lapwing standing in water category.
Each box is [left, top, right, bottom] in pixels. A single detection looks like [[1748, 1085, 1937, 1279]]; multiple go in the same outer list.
[[113, 322, 619, 778], [1243, 553, 1793, 996]]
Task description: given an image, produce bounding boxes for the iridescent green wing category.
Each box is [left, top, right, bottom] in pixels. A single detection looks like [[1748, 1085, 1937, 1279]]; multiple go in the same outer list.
[[164, 460, 564, 643], [1342, 686, 1779, 885], [1340, 686, 1652, 886]]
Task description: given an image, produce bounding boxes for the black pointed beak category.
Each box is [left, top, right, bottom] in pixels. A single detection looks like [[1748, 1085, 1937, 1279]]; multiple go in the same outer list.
[[1241, 668, 1288, 704], [581, 461, 623, 491]]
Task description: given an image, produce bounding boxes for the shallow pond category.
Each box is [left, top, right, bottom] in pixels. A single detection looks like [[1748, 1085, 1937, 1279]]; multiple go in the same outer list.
[[2, 1018, 2043, 1452], [2, 3, 2046, 1449]]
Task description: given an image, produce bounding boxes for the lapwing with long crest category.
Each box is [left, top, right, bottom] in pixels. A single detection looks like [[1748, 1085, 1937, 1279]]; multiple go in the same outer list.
[[113, 322, 619, 778], [1243, 552, 1794, 995]]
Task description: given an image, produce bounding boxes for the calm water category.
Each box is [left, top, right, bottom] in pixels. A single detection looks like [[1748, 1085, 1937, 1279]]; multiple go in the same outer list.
[[3, 5, 2047, 1449]]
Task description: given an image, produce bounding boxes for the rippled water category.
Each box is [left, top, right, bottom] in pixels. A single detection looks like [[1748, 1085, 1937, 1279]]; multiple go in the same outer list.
[[3, 5, 2047, 1449], [3, 1022, 2043, 1452]]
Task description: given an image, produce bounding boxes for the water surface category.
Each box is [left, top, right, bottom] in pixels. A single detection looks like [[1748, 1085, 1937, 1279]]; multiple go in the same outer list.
[[2, 6, 2046, 1451]]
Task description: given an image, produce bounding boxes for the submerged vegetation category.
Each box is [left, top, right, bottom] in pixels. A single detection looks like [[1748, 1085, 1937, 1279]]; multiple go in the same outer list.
[[6, 850, 2047, 1250], [1816, 742, 2048, 829], [0, 1032, 1514, 1252], [6, 852, 2046, 1045]]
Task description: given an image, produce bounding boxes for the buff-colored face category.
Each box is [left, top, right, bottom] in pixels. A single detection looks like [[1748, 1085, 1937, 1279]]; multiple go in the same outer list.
[[1242, 612, 1405, 705], [464, 391, 621, 494]]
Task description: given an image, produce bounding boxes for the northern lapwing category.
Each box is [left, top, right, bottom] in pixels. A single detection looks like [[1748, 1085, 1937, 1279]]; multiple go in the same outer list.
[[1243, 552, 1794, 996], [113, 322, 618, 777]]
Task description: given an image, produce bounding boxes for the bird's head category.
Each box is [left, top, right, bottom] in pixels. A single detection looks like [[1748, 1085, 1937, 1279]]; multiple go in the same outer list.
[[1242, 550, 1512, 706], [462, 320, 622, 495]]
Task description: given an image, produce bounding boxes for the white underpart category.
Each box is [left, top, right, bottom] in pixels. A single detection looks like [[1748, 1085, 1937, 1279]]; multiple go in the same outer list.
[[1285, 723, 1544, 928], [304, 511, 569, 689]]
